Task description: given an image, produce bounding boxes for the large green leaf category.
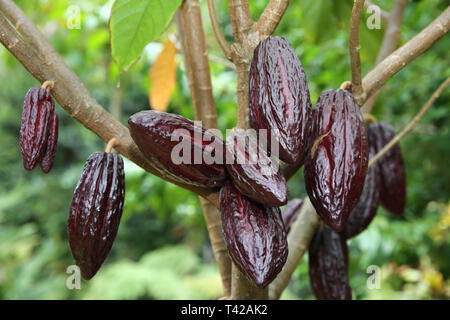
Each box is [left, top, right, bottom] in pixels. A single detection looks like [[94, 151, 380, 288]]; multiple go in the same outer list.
[[109, 0, 182, 72]]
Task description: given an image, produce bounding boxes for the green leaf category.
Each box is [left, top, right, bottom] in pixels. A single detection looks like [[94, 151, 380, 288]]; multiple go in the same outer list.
[[109, 0, 182, 72]]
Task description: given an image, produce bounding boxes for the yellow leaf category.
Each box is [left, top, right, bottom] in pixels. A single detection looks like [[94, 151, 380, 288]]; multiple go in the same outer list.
[[149, 39, 177, 111]]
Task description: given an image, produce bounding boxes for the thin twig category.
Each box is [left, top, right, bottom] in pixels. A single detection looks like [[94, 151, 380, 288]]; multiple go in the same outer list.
[[207, 0, 232, 60], [41, 80, 54, 91], [340, 80, 353, 91], [349, 0, 366, 105], [209, 54, 236, 70], [369, 78, 449, 168], [363, 113, 377, 124], [105, 138, 119, 153]]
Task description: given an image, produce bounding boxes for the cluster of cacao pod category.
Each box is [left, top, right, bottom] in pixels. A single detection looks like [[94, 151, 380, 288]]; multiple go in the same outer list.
[[20, 84, 58, 173], [125, 36, 407, 292], [19, 36, 407, 292]]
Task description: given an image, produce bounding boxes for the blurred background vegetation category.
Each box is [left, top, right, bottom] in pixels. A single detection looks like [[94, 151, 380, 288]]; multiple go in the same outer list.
[[0, 0, 448, 299]]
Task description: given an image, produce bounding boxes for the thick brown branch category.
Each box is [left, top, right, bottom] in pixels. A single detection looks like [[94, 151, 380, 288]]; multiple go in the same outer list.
[[362, 7, 450, 103], [361, 0, 408, 114], [207, 0, 232, 59], [255, 0, 291, 38], [228, 0, 253, 45], [368, 77, 449, 168], [349, 0, 366, 105], [178, 1, 232, 297], [0, 1, 220, 207]]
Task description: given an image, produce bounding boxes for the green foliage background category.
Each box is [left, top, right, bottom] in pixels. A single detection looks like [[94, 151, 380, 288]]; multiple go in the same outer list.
[[0, 0, 448, 299]]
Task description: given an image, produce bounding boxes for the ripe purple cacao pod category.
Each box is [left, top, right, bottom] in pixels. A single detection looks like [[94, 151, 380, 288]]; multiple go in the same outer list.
[[341, 144, 380, 239], [20, 86, 55, 171], [309, 226, 352, 300], [367, 122, 406, 215], [304, 89, 368, 232], [220, 180, 288, 288], [128, 110, 226, 188], [225, 130, 288, 207], [68, 152, 125, 280], [281, 198, 303, 233], [249, 36, 312, 165], [39, 112, 59, 173]]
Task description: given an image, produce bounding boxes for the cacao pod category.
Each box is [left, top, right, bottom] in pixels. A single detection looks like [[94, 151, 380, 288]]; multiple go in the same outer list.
[[20, 86, 55, 171], [128, 110, 226, 188], [281, 198, 303, 233], [249, 36, 312, 165], [304, 89, 368, 232], [68, 152, 125, 280], [309, 225, 352, 300], [225, 130, 288, 207], [367, 122, 406, 215], [220, 180, 288, 288], [341, 143, 380, 239], [39, 112, 59, 173]]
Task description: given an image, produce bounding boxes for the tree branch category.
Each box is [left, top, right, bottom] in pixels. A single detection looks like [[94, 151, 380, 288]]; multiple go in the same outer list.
[[368, 77, 449, 168], [361, 7, 450, 104], [255, 0, 291, 38], [349, 0, 366, 105], [361, 0, 408, 114], [228, 0, 253, 45], [207, 0, 232, 60], [178, 1, 232, 297]]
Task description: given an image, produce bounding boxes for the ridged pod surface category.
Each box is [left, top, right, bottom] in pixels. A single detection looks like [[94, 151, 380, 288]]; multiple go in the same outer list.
[[225, 130, 288, 207], [367, 122, 406, 215], [39, 112, 59, 173], [281, 198, 303, 233], [341, 144, 380, 239], [309, 226, 352, 300], [128, 111, 226, 188], [304, 89, 368, 231], [249, 36, 312, 165], [20, 86, 55, 171], [220, 181, 288, 288], [68, 152, 125, 280]]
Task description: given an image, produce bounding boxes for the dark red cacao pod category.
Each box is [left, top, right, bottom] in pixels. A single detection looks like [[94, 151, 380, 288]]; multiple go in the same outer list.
[[249, 36, 312, 165], [20, 87, 55, 171], [68, 152, 125, 280], [304, 89, 368, 231], [281, 198, 303, 233], [367, 122, 406, 215], [39, 112, 59, 173], [220, 181, 288, 288], [309, 226, 352, 300], [341, 144, 380, 239], [225, 130, 288, 207], [128, 110, 226, 188]]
